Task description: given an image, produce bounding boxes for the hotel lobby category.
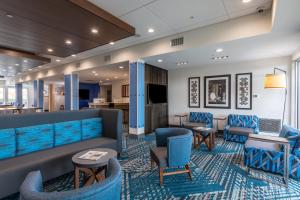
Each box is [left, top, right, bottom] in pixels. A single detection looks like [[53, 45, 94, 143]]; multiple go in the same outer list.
[[0, 0, 300, 199]]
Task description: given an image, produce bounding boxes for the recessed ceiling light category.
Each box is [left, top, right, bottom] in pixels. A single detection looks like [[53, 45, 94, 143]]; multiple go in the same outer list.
[[176, 61, 188, 66], [216, 48, 223, 53], [71, 54, 76, 57], [119, 66, 124, 69], [15, 63, 19, 66], [95, 74, 99, 76], [92, 71, 96, 74], [6, 14, 13, 18], [55, 59, 61, 62], [157, 59, 163, 63], [100, 80, 103, 83], [47, 48, 53, 52], [211, 56, 229, 60], [242, 0, 251, 3], [148, 28, 154, 33], [91, 28, 98, 34], [38, 66, 43, 68], [23, 60, 28, 63], [8, 66, 12, 69], [18, 72, 21, 75], [109, 41, 115, 45], [114, 76, 118, 79], [106, 78, 110, 81], [65, 39, 72, 45], [28, 68, 32, 71]]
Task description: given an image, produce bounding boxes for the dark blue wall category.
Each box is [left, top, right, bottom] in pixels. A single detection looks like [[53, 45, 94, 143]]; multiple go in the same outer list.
[[79, 83, 100, 109]]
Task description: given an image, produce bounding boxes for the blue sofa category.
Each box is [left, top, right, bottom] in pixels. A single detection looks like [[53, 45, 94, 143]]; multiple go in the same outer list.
[[0, 109, 122, 199], [150, 128, 193, 185], [19, 158, 121, 200], [224, 114, 259, 143], [244, 125, 300, 179], [183, 112, 213, 128]]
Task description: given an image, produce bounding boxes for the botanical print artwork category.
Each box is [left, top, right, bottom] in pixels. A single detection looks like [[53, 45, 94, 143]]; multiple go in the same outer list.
[[204, 75, 231, 109], [189, 77, 200, 108], [236, 73, 252, 110]]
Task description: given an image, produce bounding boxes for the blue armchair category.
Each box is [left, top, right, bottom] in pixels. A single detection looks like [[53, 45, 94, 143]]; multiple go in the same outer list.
[[224, 114, 259, 143], [183, 112, 213, 129], [244, 125, 300, 179], [19, 158, 121, 200], [150, 128, 193, 185]]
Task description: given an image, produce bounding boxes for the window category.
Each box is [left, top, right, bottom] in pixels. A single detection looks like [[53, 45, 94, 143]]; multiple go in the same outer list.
[[7, 87, 16, 103], [22, 88, 28, 107], [297, 60, 300, 128], [0, 87, 4, 104]]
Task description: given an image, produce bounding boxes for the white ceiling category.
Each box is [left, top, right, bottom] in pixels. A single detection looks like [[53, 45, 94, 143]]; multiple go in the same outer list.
[[89, 0, 272, 42], [144, 31, 300, 69]]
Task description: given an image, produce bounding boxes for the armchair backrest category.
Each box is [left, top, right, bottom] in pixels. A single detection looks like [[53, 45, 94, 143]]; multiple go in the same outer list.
[[279, 125, 300, 153], [167, 131, 193, 167], [155, 128, 189, 147], [20, 158, 121, 200], [189, 112, 213, 128], [228, 114, 259, 129]]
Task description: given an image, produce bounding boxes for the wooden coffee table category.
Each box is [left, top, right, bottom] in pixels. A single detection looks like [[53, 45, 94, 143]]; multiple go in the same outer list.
[[193, 127, 216, 151], [72, 148, 117, 189]]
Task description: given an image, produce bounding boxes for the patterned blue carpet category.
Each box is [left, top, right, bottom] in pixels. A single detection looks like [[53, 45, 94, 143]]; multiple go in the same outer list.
[[3, 134, 300, 200]]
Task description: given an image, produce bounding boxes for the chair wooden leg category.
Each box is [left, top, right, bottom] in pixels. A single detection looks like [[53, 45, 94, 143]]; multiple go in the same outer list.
[[159, 168, 164, 186], [185, 164, 192, 180], [151, 159, 155, 169]]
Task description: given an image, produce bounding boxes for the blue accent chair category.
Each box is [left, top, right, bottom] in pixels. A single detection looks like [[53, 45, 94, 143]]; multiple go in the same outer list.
[[183, 112, 213, 128], [244, 125, 300, 179], [150, 128, 193, 185], [19, 158, 121, 200], [224, 114, 259, 143]]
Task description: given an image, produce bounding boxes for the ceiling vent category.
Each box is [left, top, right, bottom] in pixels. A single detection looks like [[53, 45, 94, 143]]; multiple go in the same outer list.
[[171, 37, 184, 47], [104, 55, 111, 62]]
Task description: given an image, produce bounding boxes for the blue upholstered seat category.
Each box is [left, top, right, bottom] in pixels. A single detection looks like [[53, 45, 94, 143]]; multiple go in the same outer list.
[[224, 114, 259, 143], [244, 125, 300, 179], [150, 128, 193, 185], [184, 112, 213, 128], [19, 158, 122, 200]]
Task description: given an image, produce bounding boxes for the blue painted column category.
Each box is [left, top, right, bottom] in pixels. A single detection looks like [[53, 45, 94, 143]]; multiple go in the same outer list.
[[33, 80, 44, 109], [129, 60, 145, 135], [15, 83, 22, 107], [64, 74, 79, 110]]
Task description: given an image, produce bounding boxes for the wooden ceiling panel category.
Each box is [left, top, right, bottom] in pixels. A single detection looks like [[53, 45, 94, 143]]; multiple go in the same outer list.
[[0, 0, 135, 57]]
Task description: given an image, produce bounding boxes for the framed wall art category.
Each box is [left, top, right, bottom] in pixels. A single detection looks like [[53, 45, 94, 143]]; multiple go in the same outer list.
[[236, 73, 252, 110], [204, 75, 231, 109], [188, 77, 200, 108]]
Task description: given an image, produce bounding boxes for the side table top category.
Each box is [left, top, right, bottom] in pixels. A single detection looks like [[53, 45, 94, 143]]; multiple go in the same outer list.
[[175, 114, 188, 117], [213, 116, 227, 120], [193, 127, 215, 133], [72, 148, 117, 168], [248, 133, 289, 144]]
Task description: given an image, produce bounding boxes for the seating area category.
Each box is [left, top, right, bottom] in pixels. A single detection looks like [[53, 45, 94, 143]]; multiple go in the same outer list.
[[1, 0, 300, 200]]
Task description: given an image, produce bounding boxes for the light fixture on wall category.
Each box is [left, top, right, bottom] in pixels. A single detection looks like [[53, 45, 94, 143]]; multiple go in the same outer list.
[[264, 67, 287, 127]]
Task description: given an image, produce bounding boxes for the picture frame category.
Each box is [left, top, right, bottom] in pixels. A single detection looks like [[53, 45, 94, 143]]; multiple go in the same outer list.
[[188, 77, 200, 108], [204, 74, 231, 109], [235, 73, 252, 110]]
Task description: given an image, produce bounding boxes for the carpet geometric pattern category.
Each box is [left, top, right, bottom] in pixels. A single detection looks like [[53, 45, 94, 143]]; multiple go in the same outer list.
[[2, 134, 300, 200]]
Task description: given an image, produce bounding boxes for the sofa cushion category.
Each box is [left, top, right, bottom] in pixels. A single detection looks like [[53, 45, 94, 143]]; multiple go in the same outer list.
[[150, 147, 168, 167], [16, 124, 54, 156], [0, 129, 16, 160], [82, 118, 103, 140], [245, 139, 281, 151], [228, 127, 254, 136], [228, 114, 259, 129], [54, 120, 81, 146], [183, 122, 205, 129]]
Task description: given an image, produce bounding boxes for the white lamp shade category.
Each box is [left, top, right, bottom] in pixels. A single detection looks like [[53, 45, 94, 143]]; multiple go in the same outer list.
[[264, 74, 286, 88]]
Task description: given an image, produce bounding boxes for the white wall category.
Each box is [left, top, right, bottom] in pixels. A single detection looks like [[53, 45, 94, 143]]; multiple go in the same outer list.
[[168, 56, 291, 128], [111, 78, 129, 103]]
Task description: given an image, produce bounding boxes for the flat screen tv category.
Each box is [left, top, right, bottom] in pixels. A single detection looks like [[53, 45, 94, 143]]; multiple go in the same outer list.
[[79, 89, 90, 100], [148, 84, 167, 104]]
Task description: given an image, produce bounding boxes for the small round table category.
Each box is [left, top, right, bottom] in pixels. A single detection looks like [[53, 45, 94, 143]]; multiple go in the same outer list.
[[193, 127, 216, 151], [72, 148, 117, 189]]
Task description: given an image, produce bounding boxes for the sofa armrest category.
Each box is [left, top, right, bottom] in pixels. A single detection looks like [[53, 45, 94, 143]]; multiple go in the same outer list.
[[99, 109, 123, 153], [224, 125, 230, 131], [20, 171, 43, 199]]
